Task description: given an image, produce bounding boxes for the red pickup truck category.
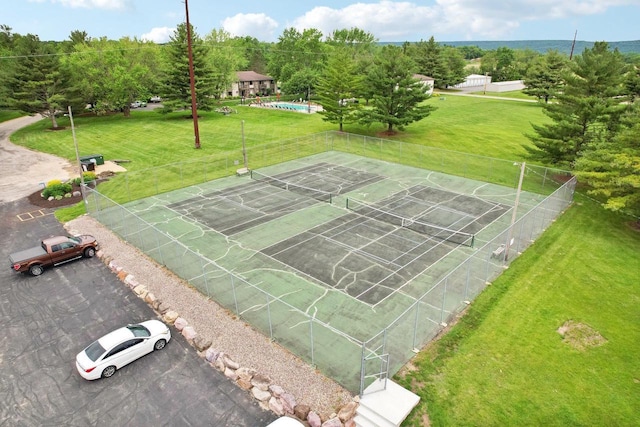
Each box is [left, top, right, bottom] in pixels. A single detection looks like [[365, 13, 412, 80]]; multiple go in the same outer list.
[[9, 235, 99, 276]]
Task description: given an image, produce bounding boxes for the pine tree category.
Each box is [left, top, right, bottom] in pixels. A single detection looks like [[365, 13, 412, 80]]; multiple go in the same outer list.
[[526, 42, 628, 167], [575, 108, 640, 219], [8, 34, 74, 128], [358, 45, 436, 133], [160, 23, 216, 113], [523, 50, 567, 103], [316, 49, 364, 131]]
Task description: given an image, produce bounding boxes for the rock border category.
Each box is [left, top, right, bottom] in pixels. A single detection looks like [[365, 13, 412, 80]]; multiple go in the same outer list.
[[97, 249, 359, 427]]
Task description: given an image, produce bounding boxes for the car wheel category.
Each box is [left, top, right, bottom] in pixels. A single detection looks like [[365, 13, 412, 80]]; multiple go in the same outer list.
[[84, 247, 96, 258], [154, 339, 167, 351], [29, 264, 44, 276], [101, 366, 116, 378]]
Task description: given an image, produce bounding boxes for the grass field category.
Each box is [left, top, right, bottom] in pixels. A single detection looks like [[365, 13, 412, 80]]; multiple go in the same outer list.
[[5, 95, 638, 425], [0, 110, 26, 122]]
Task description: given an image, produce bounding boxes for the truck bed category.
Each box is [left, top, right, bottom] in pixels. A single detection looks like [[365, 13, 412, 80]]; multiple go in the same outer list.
[[9, 246, 47, 265]]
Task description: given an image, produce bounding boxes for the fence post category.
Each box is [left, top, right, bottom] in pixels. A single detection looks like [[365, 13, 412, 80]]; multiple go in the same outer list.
[[265, 292, 273, 340], [309, 317, 315, 366], [412, 300, 420, 350]]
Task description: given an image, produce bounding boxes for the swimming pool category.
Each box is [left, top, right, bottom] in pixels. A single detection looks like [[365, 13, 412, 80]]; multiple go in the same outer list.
[[256, 102, 322, 113]]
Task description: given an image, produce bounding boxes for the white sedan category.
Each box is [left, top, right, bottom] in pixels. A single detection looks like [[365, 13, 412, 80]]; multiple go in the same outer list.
[[76, 320, 171, 380]]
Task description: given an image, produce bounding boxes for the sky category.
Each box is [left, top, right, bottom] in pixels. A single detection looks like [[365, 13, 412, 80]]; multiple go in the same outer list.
[[5, 0, 640, 43]]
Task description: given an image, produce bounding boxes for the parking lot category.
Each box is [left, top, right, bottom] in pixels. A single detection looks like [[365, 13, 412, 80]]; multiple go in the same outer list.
[[0, 198, 276, 426]]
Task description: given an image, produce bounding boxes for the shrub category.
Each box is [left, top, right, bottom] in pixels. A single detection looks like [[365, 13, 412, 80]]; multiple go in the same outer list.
[[71, 172, 97, 186], [42, 182, 72, 199]]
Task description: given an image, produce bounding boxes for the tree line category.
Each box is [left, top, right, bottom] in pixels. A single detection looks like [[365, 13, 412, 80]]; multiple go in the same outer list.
[[0, 24, 638, 218]]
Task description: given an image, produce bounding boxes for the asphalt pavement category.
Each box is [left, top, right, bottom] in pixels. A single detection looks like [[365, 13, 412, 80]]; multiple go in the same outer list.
[[0, 197, 277, 426]]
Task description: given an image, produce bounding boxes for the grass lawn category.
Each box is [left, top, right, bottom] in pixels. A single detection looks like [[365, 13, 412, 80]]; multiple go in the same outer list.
[[8, 97, 638, 425], [10, 96, 546, 170], [396, 193, 640, 426], [0, 110, 26, 122]]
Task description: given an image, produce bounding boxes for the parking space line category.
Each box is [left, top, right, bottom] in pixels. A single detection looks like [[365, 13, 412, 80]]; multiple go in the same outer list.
[[17, 209, 53, 222]]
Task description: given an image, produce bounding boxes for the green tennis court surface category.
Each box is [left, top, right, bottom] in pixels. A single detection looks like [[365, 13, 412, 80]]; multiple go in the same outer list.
[[89, 150, 566, 392]]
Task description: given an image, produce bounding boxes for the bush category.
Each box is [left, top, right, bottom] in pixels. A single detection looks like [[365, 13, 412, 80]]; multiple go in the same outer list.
[[71, 172, 96, 185], [42, 182, 72, 199]]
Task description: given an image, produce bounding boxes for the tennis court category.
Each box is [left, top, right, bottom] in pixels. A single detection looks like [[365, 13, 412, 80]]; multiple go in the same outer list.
[[87, 147, 574, 393]]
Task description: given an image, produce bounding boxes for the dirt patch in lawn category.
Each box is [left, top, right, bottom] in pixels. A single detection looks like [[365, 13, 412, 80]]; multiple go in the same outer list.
[[557, 320, 607, 351]]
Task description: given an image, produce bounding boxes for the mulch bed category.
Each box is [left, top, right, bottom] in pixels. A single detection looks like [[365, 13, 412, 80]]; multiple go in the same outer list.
[[27, 184, 84, 209], [27, 180, 106, 209]]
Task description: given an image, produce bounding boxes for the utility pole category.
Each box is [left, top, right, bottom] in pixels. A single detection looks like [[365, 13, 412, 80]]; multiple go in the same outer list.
[[569, 30, 577, 60], [185, 0, 201, 149]]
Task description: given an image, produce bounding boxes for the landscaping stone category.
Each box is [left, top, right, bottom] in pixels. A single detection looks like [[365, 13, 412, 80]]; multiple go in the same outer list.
[[269, 396, 285, 416], [174, 317, 188, 331], [251, 387, 272, 402], [181, 325, 196, 340]]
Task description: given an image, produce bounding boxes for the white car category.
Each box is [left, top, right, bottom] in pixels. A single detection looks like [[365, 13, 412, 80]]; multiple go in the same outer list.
[[266, 417, 305, 427], [76, 319, 171, 380]]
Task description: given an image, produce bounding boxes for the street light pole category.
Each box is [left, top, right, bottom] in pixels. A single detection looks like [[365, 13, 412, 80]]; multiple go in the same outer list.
[[68, 106, 87, 207], [505, 161, 525, 261]]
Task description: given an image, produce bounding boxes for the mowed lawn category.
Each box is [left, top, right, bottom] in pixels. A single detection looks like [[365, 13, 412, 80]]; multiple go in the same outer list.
[[7, 96, 639, 426], [397, 193, 640, 426]]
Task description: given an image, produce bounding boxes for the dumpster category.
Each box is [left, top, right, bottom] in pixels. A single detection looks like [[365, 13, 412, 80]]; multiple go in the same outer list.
[[79, 154, 104, 165]]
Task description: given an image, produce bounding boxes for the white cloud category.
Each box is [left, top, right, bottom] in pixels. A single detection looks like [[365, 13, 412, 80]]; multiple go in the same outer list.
[[222, 13, 279, 41], [28, 0, 131, 9], [141, 27, 175, 44], [287, 0, 640, 41], [292, 1, 438, 40]]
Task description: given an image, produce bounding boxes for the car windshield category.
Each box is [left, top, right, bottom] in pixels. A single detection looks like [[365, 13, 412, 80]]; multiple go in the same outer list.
[[85, 340, 106, 362], [127, 324, 151, 337], [69, 236, 81, 244]]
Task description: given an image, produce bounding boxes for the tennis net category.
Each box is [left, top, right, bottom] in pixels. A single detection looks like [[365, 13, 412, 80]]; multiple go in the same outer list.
[[346, 198, 475, 247], [251, 170, 333, 203]]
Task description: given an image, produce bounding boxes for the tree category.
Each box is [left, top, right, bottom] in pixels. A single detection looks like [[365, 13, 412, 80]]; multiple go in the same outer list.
[[160, 23, 216, 113], [523, 50, 568, 103], [407, 37, 447, 89], [526, 42, 629, 167], [316, 49, 364, 131], [358, 45, 436, 133], [232, 36, 269, 74], [267, 28, 326, 98], [7, 34, 76, 128], [0, 25, 18, 107], [64, 37, 160, 116], [205, 29, 247, 99], [440, 45, 467, 88], [575, 108, 640, 220]]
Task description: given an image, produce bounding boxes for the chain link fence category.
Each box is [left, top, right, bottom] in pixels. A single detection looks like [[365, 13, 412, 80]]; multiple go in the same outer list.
[[84, 132, 576, 394]]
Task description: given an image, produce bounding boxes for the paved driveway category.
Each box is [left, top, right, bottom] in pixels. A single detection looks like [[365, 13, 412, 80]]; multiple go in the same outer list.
[[0, 198, 276, 426]]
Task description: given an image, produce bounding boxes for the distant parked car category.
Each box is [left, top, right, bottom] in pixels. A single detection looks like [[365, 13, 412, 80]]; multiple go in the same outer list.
[[149, 96, 162, 103], [130, 101, 141, 108], [75, 320, 171, 380]]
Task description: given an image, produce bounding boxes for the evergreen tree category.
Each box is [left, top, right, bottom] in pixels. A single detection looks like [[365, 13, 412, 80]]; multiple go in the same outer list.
[[575, 108, 640, 220], [408, 37, 447, 89], [526, 42, 628, 167], [358, 45, 436, 133], [160, 23, 216, 113], [523, 50, 567, 103], [8, 34, 75, 128], [316, 49, 364, 131]]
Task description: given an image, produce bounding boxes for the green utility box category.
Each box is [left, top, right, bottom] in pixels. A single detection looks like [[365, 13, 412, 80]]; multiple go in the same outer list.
[[79, 154, 105, 165]]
